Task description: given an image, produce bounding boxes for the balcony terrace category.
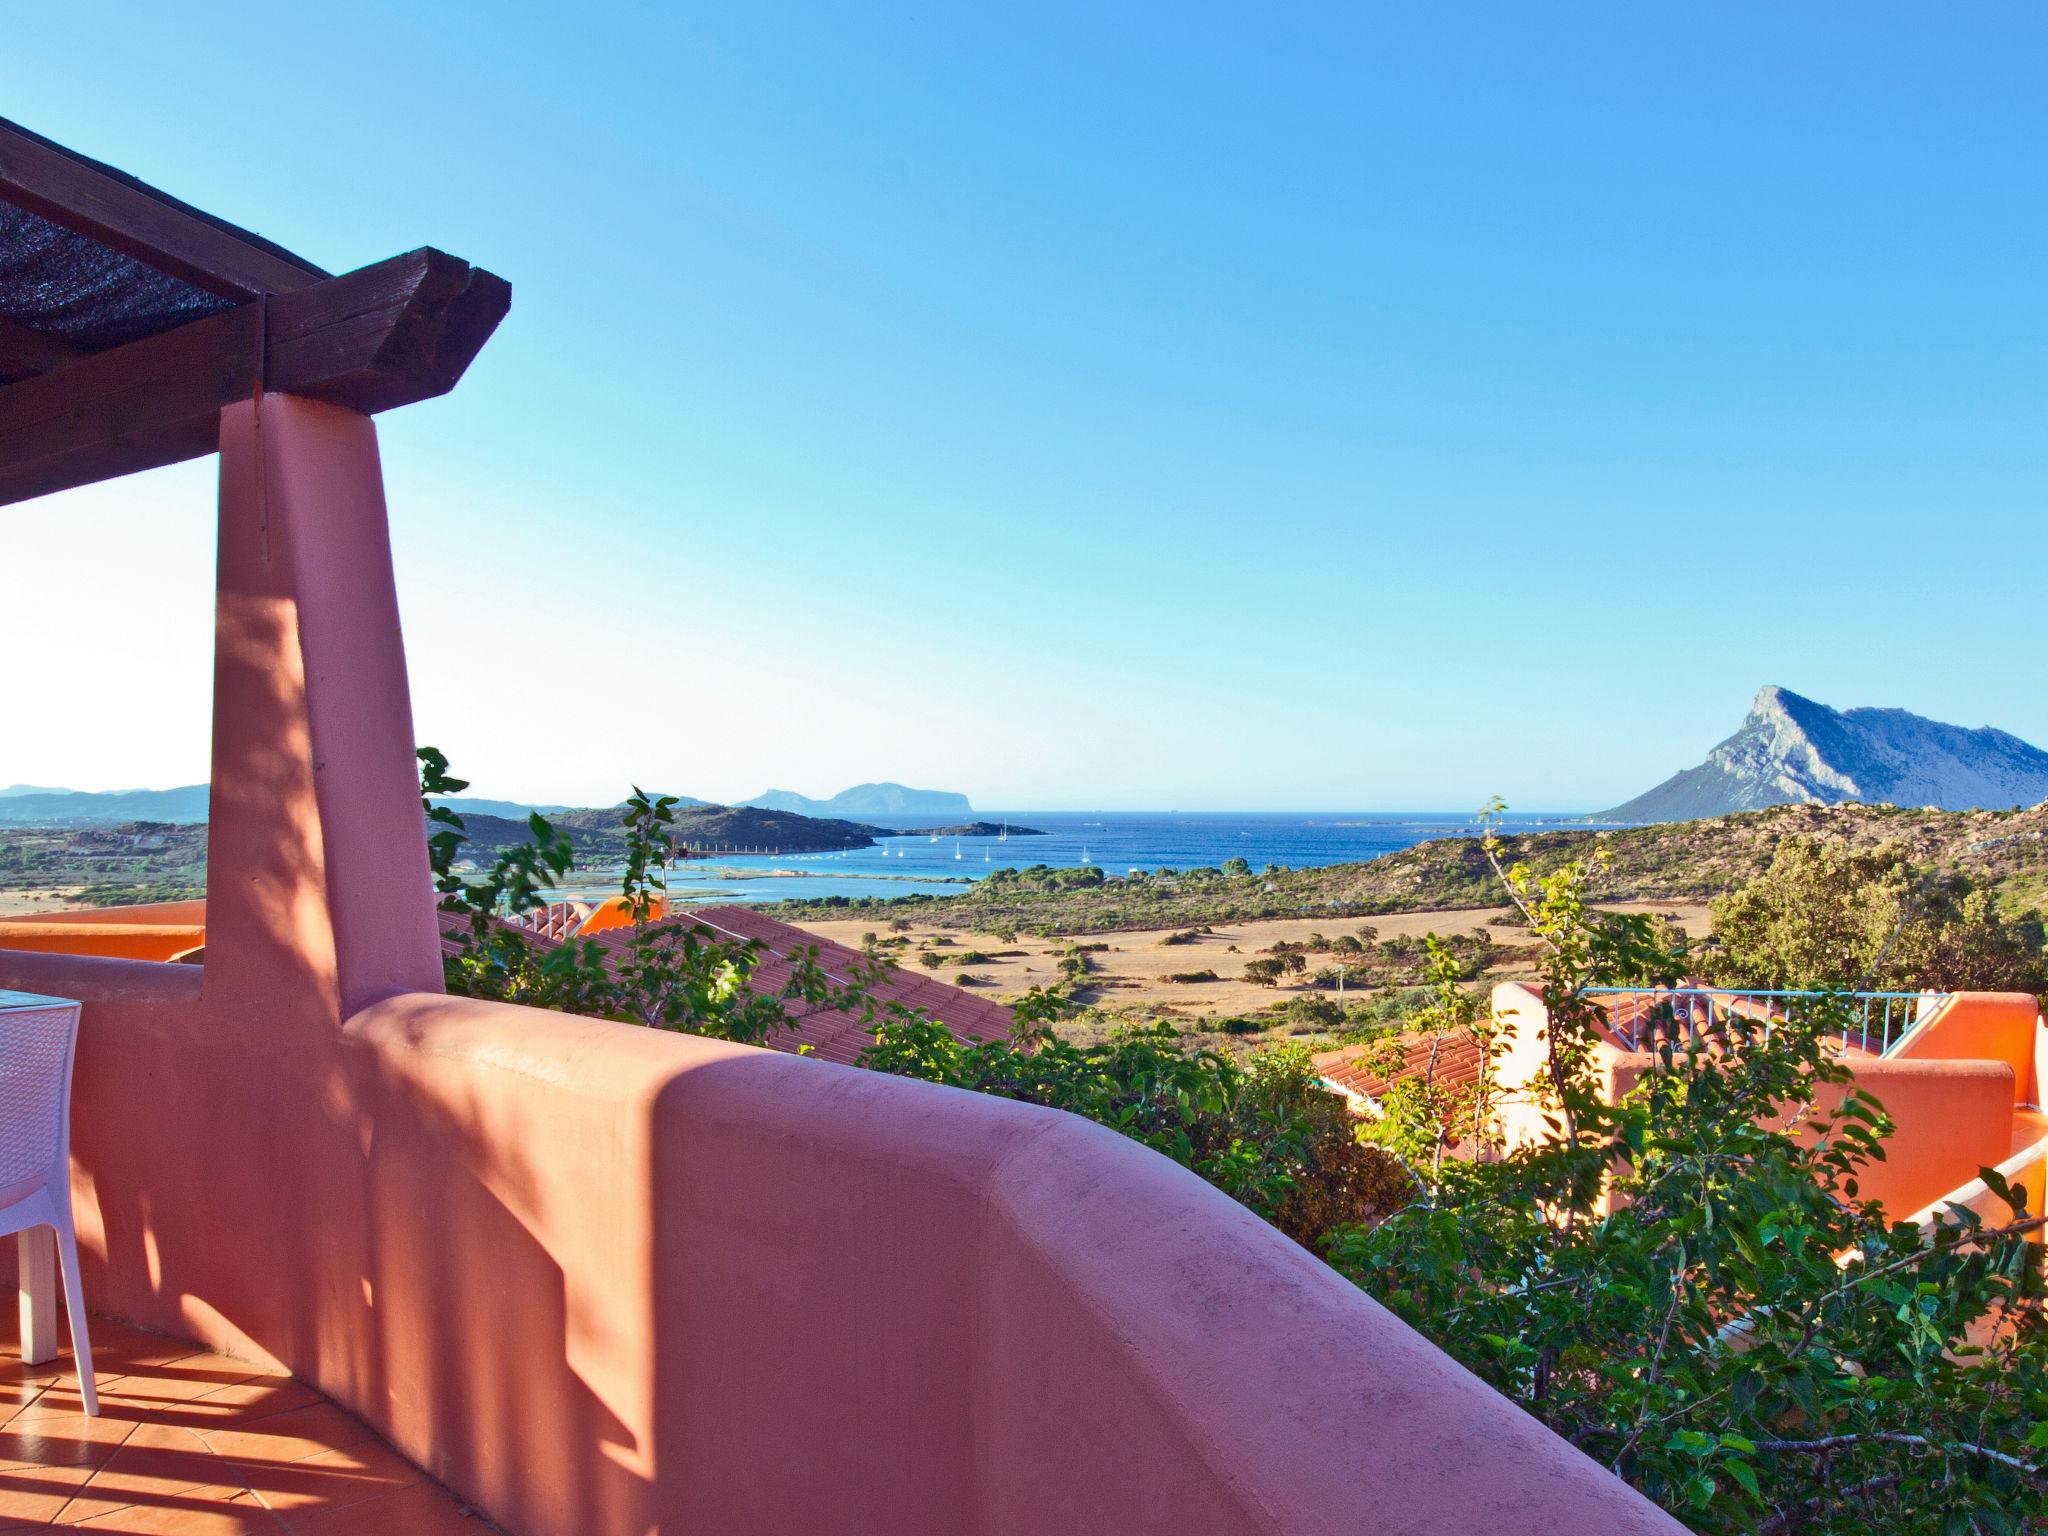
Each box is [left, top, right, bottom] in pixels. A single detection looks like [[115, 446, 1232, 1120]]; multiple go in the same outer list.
[[0, 116, 1691, 1533]]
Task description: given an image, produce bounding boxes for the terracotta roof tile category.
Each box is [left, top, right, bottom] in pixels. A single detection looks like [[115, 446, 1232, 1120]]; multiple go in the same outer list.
[[1313, 1029, 1485, 1108], [438, 903, 1010, 1065]]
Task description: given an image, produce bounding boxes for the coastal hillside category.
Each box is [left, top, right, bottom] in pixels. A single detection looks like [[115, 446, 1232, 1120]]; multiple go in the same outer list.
[[741, 782, 972, 816], [452, 803, 892, 862], [1606, 686, 2048, 822], [0, 784, 210, 826], [769, 799, 2048, 935]]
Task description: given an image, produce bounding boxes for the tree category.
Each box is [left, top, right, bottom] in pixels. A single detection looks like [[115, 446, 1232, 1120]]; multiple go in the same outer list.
[[1710, 837, 2046, 995], [1242, 956, 1284, 987]]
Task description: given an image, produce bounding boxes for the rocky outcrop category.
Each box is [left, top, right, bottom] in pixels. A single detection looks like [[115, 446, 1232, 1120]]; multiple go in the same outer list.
[[1606, 686, 2048, 822]]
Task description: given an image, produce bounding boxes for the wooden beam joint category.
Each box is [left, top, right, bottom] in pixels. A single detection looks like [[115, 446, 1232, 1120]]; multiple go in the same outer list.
[[0, 249, 510, 506]]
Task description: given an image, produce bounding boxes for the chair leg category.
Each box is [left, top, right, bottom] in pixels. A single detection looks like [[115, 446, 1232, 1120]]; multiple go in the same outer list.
[[53, 1223, 95, 1416]]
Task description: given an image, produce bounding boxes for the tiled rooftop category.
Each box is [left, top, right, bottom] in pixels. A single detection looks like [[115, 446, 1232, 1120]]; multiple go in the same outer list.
[[0, 1319, 495, 1532], [1314, 1028, 1486, 1109], [440, 903, 1015, 1066]]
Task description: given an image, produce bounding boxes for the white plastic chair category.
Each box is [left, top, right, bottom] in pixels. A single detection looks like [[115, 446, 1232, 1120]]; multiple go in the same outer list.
[[0, 994, 95, 1414]]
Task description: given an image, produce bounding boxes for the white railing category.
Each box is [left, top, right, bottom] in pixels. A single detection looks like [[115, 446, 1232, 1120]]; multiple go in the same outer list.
[[1581, 986, 1942, 1057], [500, 900, 589, 941]]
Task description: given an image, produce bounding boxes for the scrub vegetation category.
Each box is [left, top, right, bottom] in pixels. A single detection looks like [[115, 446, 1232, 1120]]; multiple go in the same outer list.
[[0, 821, 207, 914]]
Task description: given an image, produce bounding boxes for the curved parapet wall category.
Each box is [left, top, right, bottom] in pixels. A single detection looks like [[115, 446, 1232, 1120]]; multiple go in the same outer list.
[[343, 993, 1683, 1536]]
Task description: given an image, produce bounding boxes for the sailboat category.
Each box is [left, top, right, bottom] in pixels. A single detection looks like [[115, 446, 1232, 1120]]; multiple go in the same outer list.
[[998, 822, 1008, 842], [1080, 846, 1091, 863], [954, 840, 962, 860], [929, 832, 938, 844]]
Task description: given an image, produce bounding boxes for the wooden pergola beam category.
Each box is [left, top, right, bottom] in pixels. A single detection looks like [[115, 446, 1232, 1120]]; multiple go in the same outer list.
[[0, 117, 327, 301], [0, 248, 510, 507], [0, 315, 84, 380]]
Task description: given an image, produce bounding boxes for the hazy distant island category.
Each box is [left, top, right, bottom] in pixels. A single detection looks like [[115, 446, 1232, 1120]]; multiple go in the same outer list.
[[0, 783, 210, 826], [880, 822, 1045, 840], [441, 807, 1046, 861], [0, 778, 985, 832], [739, 782, 973, 817], [458, 804, 891, 860]]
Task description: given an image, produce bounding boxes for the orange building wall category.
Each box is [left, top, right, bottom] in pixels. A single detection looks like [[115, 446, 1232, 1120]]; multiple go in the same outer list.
[[1606, 1054, 2017, 1220], [1889, 992, 2042, 1108], [0, 898, 207, 962], [1492, 983, 2034, 1223], [572, 893, 644, 937]]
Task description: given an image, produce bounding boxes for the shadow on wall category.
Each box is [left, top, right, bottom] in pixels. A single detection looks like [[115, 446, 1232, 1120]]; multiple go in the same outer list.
[[640, 1043, 1687, 1535], [343, 1022, 647, 1533]]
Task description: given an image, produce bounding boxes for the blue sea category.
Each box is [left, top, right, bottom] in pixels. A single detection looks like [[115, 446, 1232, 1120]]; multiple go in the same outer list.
[[555, 811, 1607, 907]]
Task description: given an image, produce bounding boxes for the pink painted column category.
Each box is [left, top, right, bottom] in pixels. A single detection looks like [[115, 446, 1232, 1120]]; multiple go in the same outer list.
[[210, 393, 443, 1023]]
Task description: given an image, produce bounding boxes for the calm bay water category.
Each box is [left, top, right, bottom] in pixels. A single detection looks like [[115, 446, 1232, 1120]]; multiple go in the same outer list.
[[572, 811, 1605, 907]]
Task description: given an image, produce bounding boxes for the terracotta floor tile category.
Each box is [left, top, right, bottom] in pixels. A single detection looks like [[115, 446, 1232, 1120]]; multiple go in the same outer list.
[[95, 1369, 263, 1416], [0, 1461, 109, 1526], [237, 1442, 421, 1516], [56, 1424, 222, 1525], [70, 1488, 282, 1533], [0, 1366, 105, 1413], [76, 1331, 208, 1377], [0, 1413, 134, 1473], [192, 1410, 375, 1471], [113, 1368, 260, 1409], [154, 1384, 323, 1438], [0, 1329, 484, 1534], [0, 1381, 50, 1421], [280, 1481, 493, 1535], [7, 1383, 149, 1431]]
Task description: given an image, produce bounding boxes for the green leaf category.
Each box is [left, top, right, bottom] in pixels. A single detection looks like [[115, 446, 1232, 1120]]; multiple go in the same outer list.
[[1724, 1460, 1759, 1501]]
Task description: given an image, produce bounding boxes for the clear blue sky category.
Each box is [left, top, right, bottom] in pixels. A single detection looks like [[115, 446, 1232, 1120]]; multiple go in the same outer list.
[[7, 4, 2043, 810]]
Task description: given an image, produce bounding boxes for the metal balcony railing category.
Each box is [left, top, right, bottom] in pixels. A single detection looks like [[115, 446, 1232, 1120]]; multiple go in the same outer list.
[[1580, 986, 1942, 1057]]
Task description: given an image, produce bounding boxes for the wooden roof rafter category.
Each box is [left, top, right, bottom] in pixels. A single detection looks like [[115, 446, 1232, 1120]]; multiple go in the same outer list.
[[0, 115, 328, 302], [0, 117, 509, 505]]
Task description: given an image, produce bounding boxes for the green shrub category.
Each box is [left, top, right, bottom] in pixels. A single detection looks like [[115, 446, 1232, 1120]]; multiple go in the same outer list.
[[1709, 836, 2048, 995]]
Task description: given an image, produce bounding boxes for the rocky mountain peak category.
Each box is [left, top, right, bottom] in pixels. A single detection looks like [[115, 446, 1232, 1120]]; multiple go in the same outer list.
[[1604, 688, 2048, 822]]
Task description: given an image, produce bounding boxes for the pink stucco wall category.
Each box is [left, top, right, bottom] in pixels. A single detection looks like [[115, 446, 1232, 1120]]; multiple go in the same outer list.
[[0, 395, 1685, 1535]]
